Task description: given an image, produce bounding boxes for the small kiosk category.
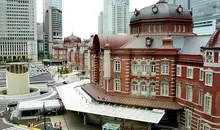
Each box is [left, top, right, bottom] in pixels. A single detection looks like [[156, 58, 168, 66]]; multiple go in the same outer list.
[[102, 123, 121, 130]]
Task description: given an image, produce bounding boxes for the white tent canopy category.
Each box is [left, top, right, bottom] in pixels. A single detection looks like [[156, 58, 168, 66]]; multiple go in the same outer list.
[[17, 99, 61, 111], [56, 80, 165, 124]]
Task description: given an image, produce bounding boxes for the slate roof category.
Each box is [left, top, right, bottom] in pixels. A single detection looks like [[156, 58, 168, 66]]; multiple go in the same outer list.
[[121, 36, 185, 49], [179, 35, 211, 54], [130, 1, 192, 23]]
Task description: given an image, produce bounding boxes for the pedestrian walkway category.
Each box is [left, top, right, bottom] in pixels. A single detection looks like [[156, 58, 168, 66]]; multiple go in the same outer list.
[[50, 115, 68, 130], [50, 111, 100, 130], [2, 125, 29, 130]]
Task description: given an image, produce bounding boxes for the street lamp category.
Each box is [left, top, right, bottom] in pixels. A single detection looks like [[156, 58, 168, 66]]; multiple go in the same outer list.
[[43, 102, 46, 130]]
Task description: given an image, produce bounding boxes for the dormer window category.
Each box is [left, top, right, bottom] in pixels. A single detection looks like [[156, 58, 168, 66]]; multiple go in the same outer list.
[[176, 5, 183, 14], [134, 8, 139, 16], [152, 5, 158, 14], [145, 37, 154, 47], [206, 51, 214, 63]]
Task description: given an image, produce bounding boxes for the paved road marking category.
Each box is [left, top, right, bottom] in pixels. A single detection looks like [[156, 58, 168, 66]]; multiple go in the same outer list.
[[34, 121, 51, 127], [19, 124, 41, 130]]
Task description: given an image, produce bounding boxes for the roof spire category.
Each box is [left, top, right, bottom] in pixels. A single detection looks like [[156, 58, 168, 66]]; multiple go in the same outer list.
[[71, 29, 73, 35], [157, 0, 167, 4]]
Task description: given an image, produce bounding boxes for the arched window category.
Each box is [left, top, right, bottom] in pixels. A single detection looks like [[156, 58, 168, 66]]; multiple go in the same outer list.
[[150, 61, 156, 73], [132, 61, 138, 72], [141, 61, 147, 72], [132, 81, 139, 91]]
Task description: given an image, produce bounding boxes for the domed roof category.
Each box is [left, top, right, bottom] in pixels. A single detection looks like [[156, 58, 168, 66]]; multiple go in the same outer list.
[[64, 33, 81, 43], [206, 23, 220, 48], [130, 0, 192, 23]]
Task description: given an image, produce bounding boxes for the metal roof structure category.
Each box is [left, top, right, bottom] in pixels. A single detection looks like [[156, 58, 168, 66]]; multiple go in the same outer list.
[[56, 80, 165, 124]]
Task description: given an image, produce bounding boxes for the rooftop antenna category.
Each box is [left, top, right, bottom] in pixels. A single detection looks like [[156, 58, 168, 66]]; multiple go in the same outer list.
[[71, 29, 73, 35]]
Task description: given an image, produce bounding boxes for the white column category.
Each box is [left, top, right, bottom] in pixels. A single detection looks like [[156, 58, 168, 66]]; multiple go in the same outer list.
[[83, 114, 87, 125], [104, 49, 110, 78], [87, 50, 91, 77]]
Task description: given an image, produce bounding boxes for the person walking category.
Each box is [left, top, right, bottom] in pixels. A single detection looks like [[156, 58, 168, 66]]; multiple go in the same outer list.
[[58, 122, 62, 130]]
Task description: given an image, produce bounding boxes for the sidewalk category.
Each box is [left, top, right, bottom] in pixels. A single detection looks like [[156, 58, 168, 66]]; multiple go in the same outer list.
[[50, 111, 100, 130]]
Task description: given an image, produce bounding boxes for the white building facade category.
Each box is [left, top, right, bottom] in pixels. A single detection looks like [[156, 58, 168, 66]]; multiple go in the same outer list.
[[0, 0, 37, 61], [100, 0, 130, 35]]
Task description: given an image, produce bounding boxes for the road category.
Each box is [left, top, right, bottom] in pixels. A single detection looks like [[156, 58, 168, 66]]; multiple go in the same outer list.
[[0, 82, 63, 130]]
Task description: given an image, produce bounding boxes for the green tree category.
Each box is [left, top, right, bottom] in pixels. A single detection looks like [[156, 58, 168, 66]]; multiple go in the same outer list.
[[0, 56, 3, 62], [6, 57, 12, 63], [60, 66, 64, 74], [43, 55, 48, 59], [57, 67, 60, 73], [64, 67, 69, 74]]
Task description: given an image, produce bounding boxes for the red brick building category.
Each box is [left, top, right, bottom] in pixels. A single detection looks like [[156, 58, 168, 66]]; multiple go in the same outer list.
[[83, 0, 220, 129], [52, 34, 88, 70]]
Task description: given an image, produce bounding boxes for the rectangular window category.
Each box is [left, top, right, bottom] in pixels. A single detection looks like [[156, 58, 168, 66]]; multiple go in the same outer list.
[[114, 79, 121, 91], [205, 73, 213, 86], [186, 85, 193, 102], [173, 25, 176, 32], [114, 60, 121, 72], [161, 62, 169, 75], [176, 82, 181, 98], [204, 94, 212, 114], [198, 88, 203, 105], [199, 69, 204, 81], [161, 82, 169, 96], [176, 65, 182, 76], [185, 109, 192, 129], [187, 67, 193, 79], [183, 25, 186, 32]]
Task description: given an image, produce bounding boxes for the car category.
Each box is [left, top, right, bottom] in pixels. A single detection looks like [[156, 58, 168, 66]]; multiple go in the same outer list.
[[63, 81, 68, 84]]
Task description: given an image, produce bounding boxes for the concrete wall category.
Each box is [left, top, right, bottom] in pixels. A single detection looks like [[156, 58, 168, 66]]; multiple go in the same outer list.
[[6, 65, 30, 95]]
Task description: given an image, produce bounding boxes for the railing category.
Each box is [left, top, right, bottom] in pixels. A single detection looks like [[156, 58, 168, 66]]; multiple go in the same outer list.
[[0, 87, 55, 102]]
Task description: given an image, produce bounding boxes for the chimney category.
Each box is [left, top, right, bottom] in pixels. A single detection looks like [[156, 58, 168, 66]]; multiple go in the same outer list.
[[161, 36, 175, 49]]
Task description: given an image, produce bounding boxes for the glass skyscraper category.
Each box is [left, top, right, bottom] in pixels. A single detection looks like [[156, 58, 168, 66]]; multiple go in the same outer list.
[[43, 0, 62, 56], [191, 0, 220, 35], [167, 0, 190, 10]]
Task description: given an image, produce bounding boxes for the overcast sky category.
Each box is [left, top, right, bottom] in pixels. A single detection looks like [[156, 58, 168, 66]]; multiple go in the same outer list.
[[37, 0, 158, 39]]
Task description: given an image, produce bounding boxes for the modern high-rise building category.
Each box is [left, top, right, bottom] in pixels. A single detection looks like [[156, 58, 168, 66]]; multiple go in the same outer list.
[[0, 0, 38, 61], [166, 0, 190, 10], [43, 0, 62, 57], [37, 23, 44, 59], [191, 0, 220, 35], [99, 0, 130, 35], [98, 12, 103, 34]]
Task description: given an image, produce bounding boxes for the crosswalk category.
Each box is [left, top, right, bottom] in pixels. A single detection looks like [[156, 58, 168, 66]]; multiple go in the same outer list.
[[2, 126, 29, 130]]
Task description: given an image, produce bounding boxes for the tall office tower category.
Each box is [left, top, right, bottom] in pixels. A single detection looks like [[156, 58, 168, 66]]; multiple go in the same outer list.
[[0, 0, 37, 61], [37, 23, 44, 59], [43, 0, 62, 57], [167, 0, 190, 10], [191, 0, 220, 35], [98, 12, 103, 34], [101, 0, 130, 35]]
